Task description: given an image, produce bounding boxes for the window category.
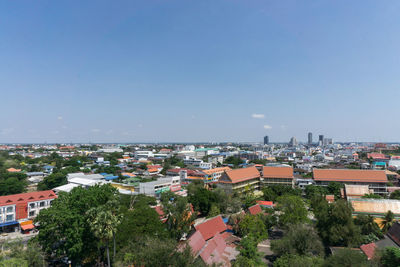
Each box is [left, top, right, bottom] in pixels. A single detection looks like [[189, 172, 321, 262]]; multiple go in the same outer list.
[[40, 201, 45, 207], [29, 203, 35, 209], [29, 211, 35, 217], [6, 206, 13, 213], [6, 214, 14, 222]]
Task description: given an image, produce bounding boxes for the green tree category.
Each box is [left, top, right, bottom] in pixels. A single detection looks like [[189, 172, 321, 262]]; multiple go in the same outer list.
[[162, 194, 195, 241], [354, 214, 383, 243], [0, 177, 27, 195], [389, 190, 400, 200], [271, 224, 324, 257], [224, 156, 244, 167], [379, 247, 400, 267], [274, 254, 324, 267], [115, 236, 203, 267], [35, 185, 118, 265], [238, 214, 268, 241], [0, 258, 28, 267], [381, 210, 395, 233], [116, 202, 167, 250], [323, 248, 368, 267], [233, 235, 265, 267], [87, 201, 122, 267], [37, 172, 67, 190], [276, 195, 309, 227], [315, 199, 361, 247]]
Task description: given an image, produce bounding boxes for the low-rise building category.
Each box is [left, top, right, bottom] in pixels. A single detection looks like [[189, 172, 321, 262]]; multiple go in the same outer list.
[[261, 166, 294, 187], [349, 197, 400, 218], [0, 190, 57, 232], [139, 176, 181, 197], [217, 166, 261, 194], [313, 169, 388, 195]]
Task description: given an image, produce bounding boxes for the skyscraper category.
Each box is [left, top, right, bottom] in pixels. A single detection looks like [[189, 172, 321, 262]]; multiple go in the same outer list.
[[319, 135, 324, 146], [289, 137, 298, 147], [264, 136, 269, 145], [308, 132, 312, 145]]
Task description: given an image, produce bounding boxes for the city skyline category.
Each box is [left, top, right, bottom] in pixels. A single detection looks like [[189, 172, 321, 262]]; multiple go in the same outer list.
[[1, 1, 400, 143]]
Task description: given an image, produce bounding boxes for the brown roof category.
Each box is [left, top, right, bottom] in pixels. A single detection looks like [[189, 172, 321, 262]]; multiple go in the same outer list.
[[344, 184, 373, 198], [313, 169, 388, 183], [220, 166, 260, 184], [262, 166, 293, 179], [203, 167, 231, 175], [349, 198, 400, 216]]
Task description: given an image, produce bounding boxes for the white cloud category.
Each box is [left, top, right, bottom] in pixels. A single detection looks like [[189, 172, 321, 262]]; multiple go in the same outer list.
[[252, 114, 265, 119], [57, 116, 63, 120], [138, 124, 143, 128], [91, 129, 101, 133], [263, 125, 272, 130], [281, 125, 287, 130]]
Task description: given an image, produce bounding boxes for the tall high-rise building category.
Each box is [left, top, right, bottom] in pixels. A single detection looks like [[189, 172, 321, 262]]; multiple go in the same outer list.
[[318, 135, 324, 146], [289, 137, 298, 147], [308, 132, 313, 145], [264, 136, 269, 145]]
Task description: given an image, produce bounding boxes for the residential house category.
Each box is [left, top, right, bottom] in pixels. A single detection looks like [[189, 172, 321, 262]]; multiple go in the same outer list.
[[0, 190, 57, 232]]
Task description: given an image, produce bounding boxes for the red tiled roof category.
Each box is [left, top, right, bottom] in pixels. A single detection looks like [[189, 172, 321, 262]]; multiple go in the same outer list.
[[153, 205, 165, 217], [326, 195, 335, 203], [188, 230, 206, 255], [367, 153, 387, 160], [256, 200, 274, 207], [262, 166, 294, 179], [313, 169, 388, 183], [360, 243, 376, 260], [0, 190, 57, 207], [195, 215, 227, 241], [220, 166, 260, 184], [200, 233, 227, 266], [248, 204, 262, 215]]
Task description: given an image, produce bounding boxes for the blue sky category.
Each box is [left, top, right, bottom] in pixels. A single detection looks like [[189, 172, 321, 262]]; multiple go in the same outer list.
[[1, 1, 400, 143]]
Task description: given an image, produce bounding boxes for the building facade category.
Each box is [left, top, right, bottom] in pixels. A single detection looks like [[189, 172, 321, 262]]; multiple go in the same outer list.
[[0, 190, 57, 232], [217, 166, 261, 194], [261, 166, 294, 187]]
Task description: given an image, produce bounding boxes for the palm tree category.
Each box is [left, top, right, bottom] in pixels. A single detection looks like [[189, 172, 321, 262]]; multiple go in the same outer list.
[[382, 210, 395, 233], [87, 204, 122, 267]]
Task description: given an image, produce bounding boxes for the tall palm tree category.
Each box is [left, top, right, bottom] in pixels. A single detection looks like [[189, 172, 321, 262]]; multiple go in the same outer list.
[[87, 204, 122, 267], [382, 210, 395, 233]]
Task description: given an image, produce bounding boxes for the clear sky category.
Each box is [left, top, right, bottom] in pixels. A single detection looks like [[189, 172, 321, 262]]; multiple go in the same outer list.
[[1, 1, 400, 143]]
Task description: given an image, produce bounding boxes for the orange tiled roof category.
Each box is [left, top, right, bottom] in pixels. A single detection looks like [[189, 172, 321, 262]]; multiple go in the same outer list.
[[220, 166, 260, 184], [203, 167, 231, 175], [262, 166, 293, 179], [313, 169, 387, 183], [7, 168, 21, 173]]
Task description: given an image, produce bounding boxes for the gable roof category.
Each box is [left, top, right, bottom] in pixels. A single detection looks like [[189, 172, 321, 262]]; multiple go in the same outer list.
[[200, 233, 227, 265], [195, 215, 227, 241], [360, 243, 376, 260], [248, 204, 262, 215], [188, 230, 206, 255], [313, 169, 388, 183], [262, 166, 293, 179], [388, 222, 400, 246], [220, 166, 260, 184], [0, 190, 57, 206], [203, 167, 232, 176]]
